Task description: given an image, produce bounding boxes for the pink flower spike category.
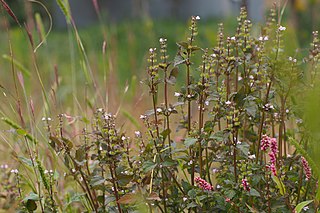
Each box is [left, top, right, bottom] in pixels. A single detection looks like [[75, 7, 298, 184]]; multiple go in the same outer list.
[[301, 157, 312, 181], [195, 177, 213, 191], [260, 135, 270, 151], [241, 178, 250, 192]]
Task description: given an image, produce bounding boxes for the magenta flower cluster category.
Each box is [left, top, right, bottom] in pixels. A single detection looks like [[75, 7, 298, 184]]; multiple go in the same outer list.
[[241, 178, 250, 192], [301, 157, 312, 181], [260, 135, 278, 176], [194, 177, 213, 191]]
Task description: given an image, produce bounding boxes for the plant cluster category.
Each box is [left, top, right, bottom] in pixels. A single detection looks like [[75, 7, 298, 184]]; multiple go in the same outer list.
[[1, 2, 320, 213]]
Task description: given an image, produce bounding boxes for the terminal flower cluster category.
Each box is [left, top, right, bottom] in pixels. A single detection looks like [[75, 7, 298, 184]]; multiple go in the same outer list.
[[195, 177, 213, 191]]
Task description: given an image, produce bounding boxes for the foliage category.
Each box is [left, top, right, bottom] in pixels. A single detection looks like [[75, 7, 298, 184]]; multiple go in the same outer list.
[[0, 1, 320, 213]]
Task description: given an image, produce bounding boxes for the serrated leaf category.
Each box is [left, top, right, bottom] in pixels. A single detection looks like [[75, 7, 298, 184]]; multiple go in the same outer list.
[[184, 137, 198, 147], [295, 200, 313, 213]]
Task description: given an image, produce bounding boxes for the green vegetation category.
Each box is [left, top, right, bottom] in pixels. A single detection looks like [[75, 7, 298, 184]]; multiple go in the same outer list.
[[0, 1, 320, 212]]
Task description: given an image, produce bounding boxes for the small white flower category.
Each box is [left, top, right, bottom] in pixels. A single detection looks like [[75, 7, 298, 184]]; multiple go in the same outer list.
[[286, 109, 289, 113], [248, 154, 256, 160], [303, 206, 309, 211], [10, 169, 18, 174], [187, 94, 192, 98], [195, 15, 200, 20], [212, 168, 219, 173], [258, 36, 264, 41], [0, 164, 8, 169], [174, 92, 181, 97], [288, 57, 293, 61], [205, 100, 209, 106], [238, 76, 243, 81], [188, 160, 193, 165], [293, 59, 297, 63], [156, 108, 162, 113], [264, 36, 268, 41], [279, 26, 286, 31], [134, 131, 141, 137], [140, 115, 147, 119], [216, 184, 221, 189], [44, 170, 49, 174], [237, 141, 242, 145], [211, 53, 216, 58], [149, 48, 156, 53], [72, 169, 76, 173], [225, 101, 232, 105], [159, 38, 166, 43], [230, 36, 236, 41], [183, 197, 188, 201], [121, 136, 126, 141]]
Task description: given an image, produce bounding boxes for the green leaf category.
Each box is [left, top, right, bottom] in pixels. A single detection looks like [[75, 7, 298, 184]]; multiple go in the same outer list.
[[146, 192, 161, 201], [161, 129, 171, 139], [177, 41, 188, 49], [173, 54, 186, 66], [237, 142, 249, 157], [142, 161, 157, 173], [246, 203, 259, 213], [272, 175, 286, 195], [184, 137, 198, 147], [62, 137, 73, 150], [26, 200, 37, 211], [225, 190, 236, 199], [162, 159, 177, 167], [19, 156, 33, 167], [75, 147, 86, 164], [295, 200, 313, 213], [23, 192, 39, 202], [189, 45, 201, 52], [249, 188, 260, 197], [117, 174, 133, 186], [65, 193, 86, 207], [118, 193, 139, 204], [90, 175, 105, 187]]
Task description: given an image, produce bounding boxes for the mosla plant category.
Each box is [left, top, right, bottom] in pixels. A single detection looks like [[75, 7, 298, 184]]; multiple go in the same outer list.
[[1, 2, 320, 213]]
